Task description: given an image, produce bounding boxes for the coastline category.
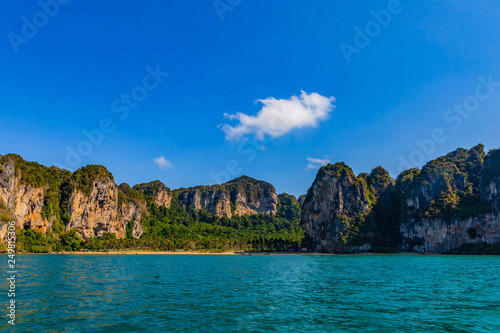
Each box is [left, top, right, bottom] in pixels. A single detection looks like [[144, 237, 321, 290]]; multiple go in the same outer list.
[[4, 251, 479, 256]]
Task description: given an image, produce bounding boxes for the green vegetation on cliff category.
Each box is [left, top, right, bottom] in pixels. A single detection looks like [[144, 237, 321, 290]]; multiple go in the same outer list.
[[130, 191, 303, 252], [2, 155, 303, 253], [14, 191, 304, 253], [5, 144, 500, 254], [302, 145, 500, 254], [133, 180, 171, 202], [481, 149, 500, 185], [72, 165, 113, 195], [118, 183, 145, 209], [398, 144, 493, 221]]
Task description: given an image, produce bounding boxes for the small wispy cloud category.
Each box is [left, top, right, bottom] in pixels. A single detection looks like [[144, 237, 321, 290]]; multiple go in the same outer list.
[[307, 156, 332, 169], [221, 91, 335, 141], [154, 156, 172, 170]]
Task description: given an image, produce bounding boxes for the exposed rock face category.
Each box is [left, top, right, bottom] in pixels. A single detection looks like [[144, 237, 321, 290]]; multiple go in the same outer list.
[[119, 203, 144, 239], [301, 144, 500, 254], [298, 194, 306, 207], [397, 145, 495, 252], [0, 155, 145, 241], [301, 163, 372, 253], [481, 149, 500, 211], [118, 184, 147, 239], [133, 180, 172, 208], [66, 176, 121, 239], [65, 171, 149, 240], [0, 154, 283, 244], [174, 176, 278, 218], [0, 158, 50, 234], [399, 214, 500, 253], [176, 186, 232, 217], [363, 167, 401, 247]]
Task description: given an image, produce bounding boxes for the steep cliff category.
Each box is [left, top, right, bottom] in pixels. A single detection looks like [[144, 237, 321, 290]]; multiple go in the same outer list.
[[4, 143, 500, 254], [398, 145, 498, 253], [362, 167, 400, 247], [0, 154, 284, 249], [133, 180, 172, 208], [480, 149, 500, 210], [298, 194, 306, 207], [117, 183, 148, 239], [0, 155, 145, 241], [65, 166, 121, 239], [301, 163, 373, 253], [174, 176, 278, 218], [301, 144, 500, 254], [0, 154, 70, 237], [0, 159, 46, 233]]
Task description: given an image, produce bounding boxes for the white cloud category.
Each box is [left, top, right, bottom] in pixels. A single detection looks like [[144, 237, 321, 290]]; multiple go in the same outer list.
[[307, 157, 332, 169], [154, 156, 172, 170], [221, 91, 335, 141]]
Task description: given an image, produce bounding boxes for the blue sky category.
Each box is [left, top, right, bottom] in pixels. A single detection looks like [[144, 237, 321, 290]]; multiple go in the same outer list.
[[1, 0, 500, 197]]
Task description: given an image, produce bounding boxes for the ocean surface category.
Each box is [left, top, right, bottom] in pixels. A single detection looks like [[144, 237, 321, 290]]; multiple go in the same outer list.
[[1, 254, 499, 332]]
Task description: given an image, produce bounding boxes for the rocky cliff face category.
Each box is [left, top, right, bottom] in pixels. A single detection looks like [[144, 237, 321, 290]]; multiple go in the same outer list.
[[118, 183, 148, 239], [0, 158, 51, 236], [302, 144, 500, 254], [399, 214, 500, 253], [0, 154, 282, 244], [133, 180, 172, 208], [301, 163, 372, 253], [298, 194, 306, 207], [481, 149, 500, 211], [65, 171, 121, 239], [0, 155, 144, 241], [398, 145, 499, 253], [174, 176, 278, 218]]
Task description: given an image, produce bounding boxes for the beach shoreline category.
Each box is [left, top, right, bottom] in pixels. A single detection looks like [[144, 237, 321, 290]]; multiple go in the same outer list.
[[4, 251, 449, 256]]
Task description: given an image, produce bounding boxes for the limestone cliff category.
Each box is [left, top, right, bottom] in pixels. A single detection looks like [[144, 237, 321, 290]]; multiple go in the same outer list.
[[0, 155, 144, 241], [0, 156, 57, 236], [0, 154, 282, 244], [298, 194, 306, 207], [133, 180, 172, 208], [398, 145, 499, 253], [174, 176, 278, 218], [480, 149, 500, 211], [65, 166, 121, 239], [301, 163, 373, 253], [118, 183, 148, 239], [301, 144, 500, 254]]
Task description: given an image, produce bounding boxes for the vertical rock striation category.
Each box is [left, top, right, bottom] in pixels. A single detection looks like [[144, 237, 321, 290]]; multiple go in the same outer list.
[[0, 154, 282, 244], [398, 145, 500, 253], [301, 144, 500, 254], [133, 180, 172, 208], [65, 168, 120, 239], [0, 155, 146, 241], [174, 176, 278, 218], [0, 157, 52, 234], [301, 163, 373, 252]]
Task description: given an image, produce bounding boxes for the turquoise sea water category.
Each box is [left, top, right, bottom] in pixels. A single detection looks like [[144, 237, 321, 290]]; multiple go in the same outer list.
[[1, 254, 499, 332]]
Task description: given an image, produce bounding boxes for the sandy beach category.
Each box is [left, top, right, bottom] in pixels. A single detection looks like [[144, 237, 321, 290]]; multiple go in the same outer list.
[[30, 250, 416, 256]]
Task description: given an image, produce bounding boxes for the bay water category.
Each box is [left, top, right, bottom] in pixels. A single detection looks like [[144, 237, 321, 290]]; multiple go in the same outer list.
[[1, 254, 499, 332]]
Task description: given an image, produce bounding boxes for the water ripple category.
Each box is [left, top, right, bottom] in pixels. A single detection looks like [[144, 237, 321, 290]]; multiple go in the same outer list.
[[1, 254, 499, 332]]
